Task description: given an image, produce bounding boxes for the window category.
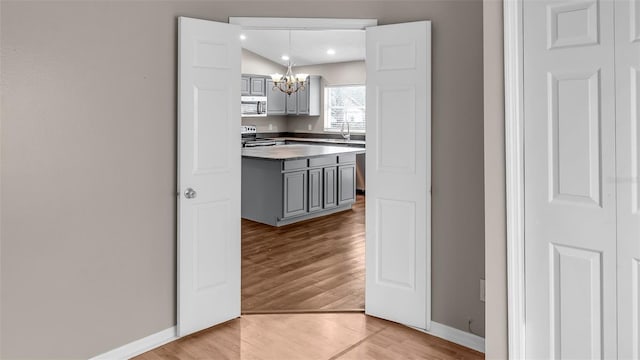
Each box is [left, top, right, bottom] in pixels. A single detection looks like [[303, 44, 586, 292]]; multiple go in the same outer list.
[[324, 85, 366, 132]]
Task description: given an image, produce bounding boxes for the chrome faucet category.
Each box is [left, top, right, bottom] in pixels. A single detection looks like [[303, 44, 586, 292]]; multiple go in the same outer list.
[[340, 121, 351, 141]]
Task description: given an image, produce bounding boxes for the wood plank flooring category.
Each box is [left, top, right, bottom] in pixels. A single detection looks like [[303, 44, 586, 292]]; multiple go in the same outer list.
[[241, 194, 365, 312], [135, 313, 484, 360]]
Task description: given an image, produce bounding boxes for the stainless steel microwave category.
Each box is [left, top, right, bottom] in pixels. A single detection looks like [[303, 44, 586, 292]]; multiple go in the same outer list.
[[241, 96, 267, 117]]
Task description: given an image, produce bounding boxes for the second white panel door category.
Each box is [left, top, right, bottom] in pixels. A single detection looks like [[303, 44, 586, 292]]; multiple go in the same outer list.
[[523, 0, 617, 358]]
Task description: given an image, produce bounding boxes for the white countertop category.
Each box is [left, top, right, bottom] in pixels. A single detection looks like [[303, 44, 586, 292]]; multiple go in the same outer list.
[[242, 144, 365, 160]]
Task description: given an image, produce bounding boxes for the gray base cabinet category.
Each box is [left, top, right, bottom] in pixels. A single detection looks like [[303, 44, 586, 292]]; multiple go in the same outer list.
[[338, 164, 356, 204], [241, 153, 357, 226], [283, 171, 307, 218]]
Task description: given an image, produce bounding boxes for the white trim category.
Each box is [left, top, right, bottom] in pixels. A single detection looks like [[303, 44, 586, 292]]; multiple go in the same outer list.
[[421, 321, 485, 353], [229, 17, 377, 30], [89, 327, 176, 360], [504, 0, 526, 359]]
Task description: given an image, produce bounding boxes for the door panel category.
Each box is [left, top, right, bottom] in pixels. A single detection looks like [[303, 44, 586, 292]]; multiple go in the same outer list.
[[323, 167, 338, 209], [365, 21, 431, 330], [523, 1, 617, 357], [178, 17, 241, 337], [616, 0, 640, 357]]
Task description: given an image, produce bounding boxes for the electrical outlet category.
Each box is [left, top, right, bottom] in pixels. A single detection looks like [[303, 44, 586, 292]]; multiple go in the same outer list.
[[268, 123, 273, 131], [308, 123, 312, 131], [480, 279, 486, 302]]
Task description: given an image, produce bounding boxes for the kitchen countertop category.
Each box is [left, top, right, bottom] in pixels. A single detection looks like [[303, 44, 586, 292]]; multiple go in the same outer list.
[[242, 144, 365, 160], [269, 137, 366, 146]]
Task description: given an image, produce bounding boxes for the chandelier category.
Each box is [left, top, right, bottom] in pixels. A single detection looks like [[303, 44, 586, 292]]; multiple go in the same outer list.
[[270, 31, 308, 96]]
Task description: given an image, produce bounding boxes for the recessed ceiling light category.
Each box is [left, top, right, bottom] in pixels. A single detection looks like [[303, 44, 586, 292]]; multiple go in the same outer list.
[[327, 49, 336, 55], [281, 55, 290, 61], [239, 34, 247, 40]]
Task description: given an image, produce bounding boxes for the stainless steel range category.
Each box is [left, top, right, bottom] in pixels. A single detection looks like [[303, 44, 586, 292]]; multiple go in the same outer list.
[[241, 126, 282, 147]]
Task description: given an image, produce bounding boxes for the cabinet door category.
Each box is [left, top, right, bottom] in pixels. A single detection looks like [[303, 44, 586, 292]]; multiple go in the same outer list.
[[241, 76, 251, 96], [250, 77, 265, 96], [283, 171, 307, 218], [308, 168, 323, 212], [323, 166, 338, 209], [286, 92, 297, 114], [297, 77, 310, 115], [338, 164, 356, 205], [266, 79, 286, 115]]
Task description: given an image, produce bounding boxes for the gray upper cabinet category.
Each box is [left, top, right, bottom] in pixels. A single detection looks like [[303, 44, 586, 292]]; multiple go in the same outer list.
[[286, 90, 297, 115], [250, 77, 265, 96], [241, 76, 251, 96], [241, 75, 267, 96], [297, 82, 310, 115], [284, 75, 321, 116], [243, 74, 320, 116], [266, 79, 287, 115]]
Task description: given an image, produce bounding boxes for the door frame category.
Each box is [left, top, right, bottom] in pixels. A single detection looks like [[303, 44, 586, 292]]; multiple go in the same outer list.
[[177, 15, 432, 337], [230, 16, 431, 325], [503, 0, 526, 358]]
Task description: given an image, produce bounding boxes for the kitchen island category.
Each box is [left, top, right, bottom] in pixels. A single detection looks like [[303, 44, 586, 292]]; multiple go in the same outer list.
[[242, 144, 365, 226]]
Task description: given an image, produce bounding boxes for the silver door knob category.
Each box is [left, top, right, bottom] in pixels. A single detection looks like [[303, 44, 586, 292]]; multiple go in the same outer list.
[[184, 188, 197, 199]]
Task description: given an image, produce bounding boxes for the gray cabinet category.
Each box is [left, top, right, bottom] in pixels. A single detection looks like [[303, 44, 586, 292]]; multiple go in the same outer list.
[[250, 77, 265, 96], [241, 152, 357, 227], [283, 170, 307, 218], [241, 76, 251, 96], [338, 164, 356, 205], [241, 75, 266, 96], [286, 90, 297, 115], [284, 75, 320, 116], [297, 83, 310, 115], [308, 168, 323, 212], [323, 166, 338, 209], [266, 79, 287, 115]]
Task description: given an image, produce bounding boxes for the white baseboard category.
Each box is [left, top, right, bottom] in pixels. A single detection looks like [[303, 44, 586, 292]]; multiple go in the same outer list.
[[422, 321, 485, 353], [89, 326, 177, 360]]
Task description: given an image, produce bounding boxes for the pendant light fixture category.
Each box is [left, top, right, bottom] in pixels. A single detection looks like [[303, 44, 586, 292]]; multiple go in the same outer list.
[[270, 31, 308, 96]]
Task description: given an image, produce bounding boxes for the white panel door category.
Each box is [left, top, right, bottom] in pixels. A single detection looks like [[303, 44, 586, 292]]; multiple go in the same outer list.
[[523, 1, 617, 358], [365, 21, 431, 330], [616, 0, 640, 357], [177, 17, 241, 337]]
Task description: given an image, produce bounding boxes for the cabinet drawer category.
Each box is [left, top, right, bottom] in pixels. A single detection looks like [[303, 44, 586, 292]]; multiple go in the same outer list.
[[309, 156, 337, 168], [338, 153, 356, 164], [283, 159, 308, 171]]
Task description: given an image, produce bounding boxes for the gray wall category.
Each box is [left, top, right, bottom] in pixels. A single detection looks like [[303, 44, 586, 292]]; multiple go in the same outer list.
[[483, 0, 508, 358], [0, 1, 485, 357]]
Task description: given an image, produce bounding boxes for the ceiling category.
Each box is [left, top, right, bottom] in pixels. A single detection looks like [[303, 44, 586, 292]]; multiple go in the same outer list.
[[240, 29, 365, 67]]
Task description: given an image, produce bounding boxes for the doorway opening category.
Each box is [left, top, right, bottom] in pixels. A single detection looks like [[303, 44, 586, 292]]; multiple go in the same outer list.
[[238, 27, 367, 313]]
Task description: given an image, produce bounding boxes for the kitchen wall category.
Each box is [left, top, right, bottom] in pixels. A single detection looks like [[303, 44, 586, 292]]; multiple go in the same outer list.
[[241, 49, 288, 133], [287, 60, 366, 133], [0, 1, 485, 357]]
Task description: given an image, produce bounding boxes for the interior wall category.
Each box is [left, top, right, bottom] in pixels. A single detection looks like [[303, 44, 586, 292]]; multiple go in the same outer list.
[[286, 60, 366, 134], [0, 1, 485, 357], [241, 49, 288, 133], [483, 0, 508, 358]]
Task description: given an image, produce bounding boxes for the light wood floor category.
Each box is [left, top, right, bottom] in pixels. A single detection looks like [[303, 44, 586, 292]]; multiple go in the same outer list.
[[135, 313, 484, 360], [241, 194, 365, 312]]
